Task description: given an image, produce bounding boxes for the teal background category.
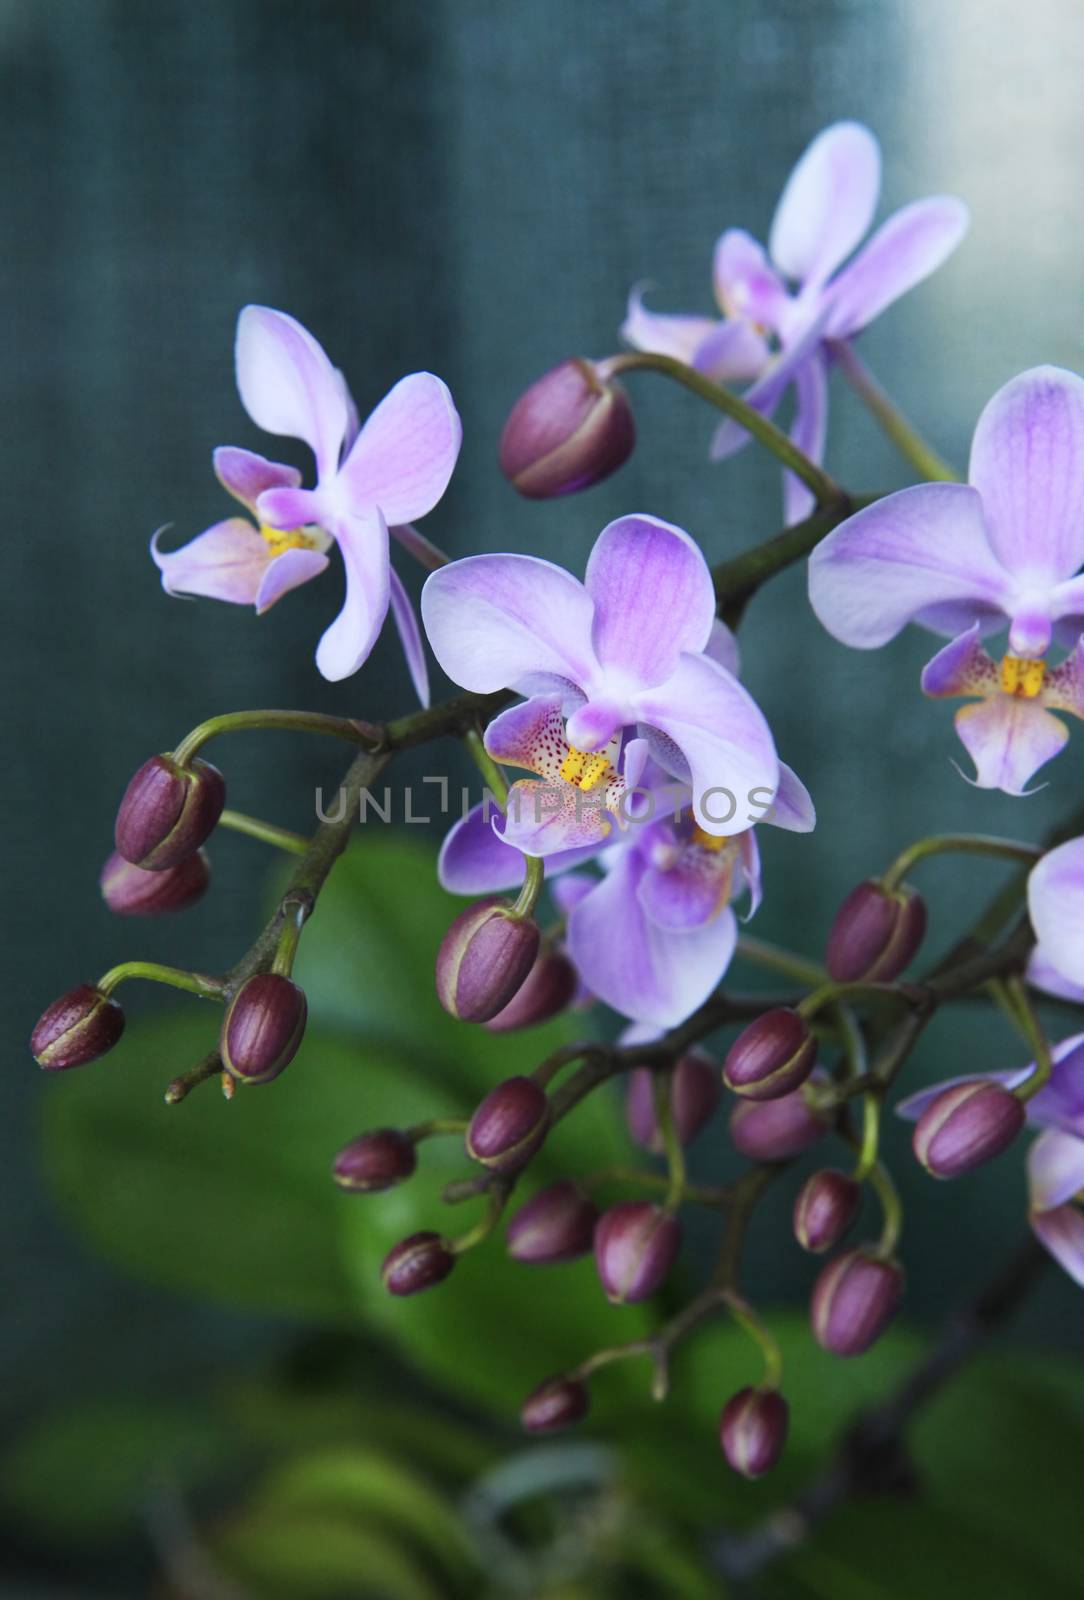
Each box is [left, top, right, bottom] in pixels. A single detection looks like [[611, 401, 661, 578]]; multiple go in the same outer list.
[[5, 0, 1084, 1591]]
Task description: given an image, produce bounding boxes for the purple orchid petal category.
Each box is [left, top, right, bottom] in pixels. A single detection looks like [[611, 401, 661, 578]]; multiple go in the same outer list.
[[920, 624, 999, 699], [438, 803, 598, 894], [954, 693, 1068, 794], [620, 286, 721, 366], [338, 370, 361, 456], [704, 618, 741, 678], [895, 1067, 1029, 1124], [421, 554, 596, 695], [235, 306, 349, 479], [550, 870, 598, 917], [808, 484, 1013, 648], [255, 485, 323, 531], [712, 229, 790, 331], [782, 352, 829, 525], [568, 847, 738, 1027], [1028, 945, 1084, 1004], [692, 318, 772, 384], [1039, 638, 1084, 721], [484, 695, 568, 775], [968, 365, 1084, 585], [336, 373, 462, 525], [637, 839, 737, 931], [1029, 840, 1084, 992], [500, 777, 616, 857], [633, 652, 779, 839], [1029, 1128, 1084, 1210], [825, 197, 969, 338], [388, 566, 430, 708], [736, 830, 762, 918], [214, 446, 302, 514], [254, 546, 330, 614], [1023, 1036, 1084, 1137], [769, 122, 881, 288], [1030, 1199, 1084, 1287], [584, 515, 715, 688], [709, 303, 832, 461], [762, 760, 816, 832], [313, 509, 391, 682], [622, 736, 651, 796], [151, 519, 271, 606]]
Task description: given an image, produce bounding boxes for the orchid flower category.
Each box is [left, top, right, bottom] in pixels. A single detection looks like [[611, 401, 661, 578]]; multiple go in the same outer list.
[[1027, 838, 1084, 1000], [896, 1036, 1084, 1288], [622, 121, 968, 521], [422, 513, 781, 850], [153, 306, 463, 699], [809, 366, 1084, 794]]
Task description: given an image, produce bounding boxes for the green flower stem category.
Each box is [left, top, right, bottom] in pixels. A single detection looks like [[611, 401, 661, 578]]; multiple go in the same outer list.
[[722, 1290, 784, 1390], [450, 1180, 512, 1255], [601, 350, 843, 505], [798, 979, 903, 1020], [830, 339, 959, 483], [713, 1165, 778, 1290], [218, 809, 308, 856], [97, 961, 225, 1001], [653, 1068, 687, 1210], [408, 1117, 469, 1142], [868, 1160, 903, 1257], [853, 1090, 881, 1183], [270, 895, 309, 978], [164, 1050, 223, 1107], [173, 709, 379, 767], [881, 833, 1041, 893], [1003, 975, 1054, 1103], [736, 934, 827, 988], [582, 1166, 733, 1208]]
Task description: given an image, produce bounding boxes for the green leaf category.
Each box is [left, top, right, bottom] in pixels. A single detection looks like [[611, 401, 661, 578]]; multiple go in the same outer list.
[[212, 1511, 446, 1600]]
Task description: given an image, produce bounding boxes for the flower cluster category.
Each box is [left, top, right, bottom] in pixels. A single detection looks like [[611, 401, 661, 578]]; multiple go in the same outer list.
[[31, 120, 1084, 1482]]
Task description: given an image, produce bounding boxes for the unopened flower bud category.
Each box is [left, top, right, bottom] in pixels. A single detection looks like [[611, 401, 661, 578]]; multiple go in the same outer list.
[[793, 1168, 861, 1253], [466, 1075, 550, 1172], [31, 984, 125, 1071], [499, 358, 636, 499], [381, 1231, 455, 1296], [484, 947, 577, 1032], [912, 1080, 1025, 1179], [825, 880, 927, 983], [221, 973, 307, 1085], [100, 849, 210, 917], [729, 1080, 830, 1162], [811, 1247, 904, 1356], [436, 898, 541, 1023], [332, 1128, 417, 1193], [724, 1009, 816, 1101], [625, 1051, 720, 1150], [594, 1201, 682, 1304], [520, 1375, 590, 1433], [114, 754, 226, 870], [506, 1180, 599, 1264], [720, 1387, 789, 1479]]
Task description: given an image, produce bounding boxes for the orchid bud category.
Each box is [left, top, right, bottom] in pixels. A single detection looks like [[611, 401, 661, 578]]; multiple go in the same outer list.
[[723, 1009, 816, 1101], [221, 973, 307, 1085], [467, 1076, 550, 1172], [811, 1247, 905, 1356], [912, 1080, 1025, 1179], [793, 1168, 861, 1253], [332, 1128, 417, 1193], [100, 849, 210, 917], [594, 1202, 682, 1304], [506, 1180, 599, 1265], [484, 947, 577, 1032], [625, 1051, 720, 1150], [520, 1375, 590, 1433], [31, 984, 125, 1071], [729, 1081, 830, 1162], [719, 1387, 789, 1479], [499, 358, 636, 499], [114, 754, 226, 871], [381, 1231, 455, 1296], [436, 898, 541, 1023], [825, 880, 927, 983]]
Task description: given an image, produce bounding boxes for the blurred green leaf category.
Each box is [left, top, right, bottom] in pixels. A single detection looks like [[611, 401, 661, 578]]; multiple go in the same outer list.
[[212, 1510, 445, 1599]]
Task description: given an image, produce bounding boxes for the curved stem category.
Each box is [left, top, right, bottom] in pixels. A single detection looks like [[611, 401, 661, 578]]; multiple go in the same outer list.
[[173, 709, 378, 767], [853, 1090, 881, 1183], [408, 1116, 469, 1142], [601, 350, 843, 505], [653, 1068, 687, 1210], [830, 339, 958, 482], [868, 1160, 903, 1256], [389, 521, 450, 572], [218, 810, 308, 856], [1003, 975, 1054, 1103], [450, 1180, 512, 1255], [881, 832, 1041, 893], [723, 1290, 784, 1390], [736, 934, 827, 988], [97, 961, 225, 1001]]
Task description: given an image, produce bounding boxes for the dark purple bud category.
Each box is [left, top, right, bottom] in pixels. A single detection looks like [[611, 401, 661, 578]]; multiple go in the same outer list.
[[811, 1247, 905, 1356], [332, 1128, 417, 1193], [625, 1051, 721, 1150], [520, 1375, 590, 1433], [114, 754, 226, 871], [913, 1080, 1025, 1179], [466, 1075, 550, 1172], [729, 1080, 830, 1162], [719, 1387, 789, 1479], [825, 880, 927, 983], [793, 1168, 861, 1253], [723, 1009, 816, 1101], [381, 1231, 455, 1296], [100, 848, 210, 917], [484, 947, 577, 1032], [506, 1180, 599, 1264], [499, 358, 636, 499], [436, 898, 541, 1023], [221, 973, 307, 1085], [31, 984, 125, 1071], [594, 1202, 682, 1304]]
